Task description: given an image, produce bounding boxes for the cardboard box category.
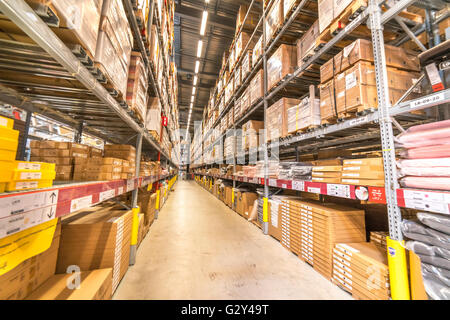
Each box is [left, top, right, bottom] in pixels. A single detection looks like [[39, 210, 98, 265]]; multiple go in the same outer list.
[[242, 120, 264, 150], [267, 44, 297, 90], [265, 0, 284, 44], [266, 98, 300, 141], [343, 157, 383, 166], [56, 205, 132, 294], [318, 0, 334, 33], [249, 69, 264, 106], [297, 20, 320, 66], [26, 269, 112, 300], [236, 191, 258, 217]]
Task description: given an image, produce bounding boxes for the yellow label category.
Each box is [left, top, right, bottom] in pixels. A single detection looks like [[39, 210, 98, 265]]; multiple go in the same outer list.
[[147, 183, 153, 191], [130, 207, 140, 246], [263, 197, 268, 222], [0, 219, 58, 276]]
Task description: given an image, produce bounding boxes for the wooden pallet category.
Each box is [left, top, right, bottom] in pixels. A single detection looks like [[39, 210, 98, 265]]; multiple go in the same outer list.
[[330, 0, 368, 36], [148, 130, 160, 141], [94, 62, 125, 100]]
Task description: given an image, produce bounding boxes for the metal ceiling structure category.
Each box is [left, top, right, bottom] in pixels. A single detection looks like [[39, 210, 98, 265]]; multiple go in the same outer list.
[[175, 0, 255, 134]]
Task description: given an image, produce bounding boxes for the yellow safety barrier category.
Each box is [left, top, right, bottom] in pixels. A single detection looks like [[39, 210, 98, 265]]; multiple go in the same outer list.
[[156, 189, 160, 210], [130, 206, 140, 246], [386, 237, 410, 300], [263, 197, 268, 222]]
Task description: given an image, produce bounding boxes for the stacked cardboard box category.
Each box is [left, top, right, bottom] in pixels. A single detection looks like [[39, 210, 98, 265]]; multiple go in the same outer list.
[[287, 95, 320, 134], [266, 98, 301, 142], [78, 157, 124, 181], [0, 223, 61, 300], [341, 158, 385, 187], [312, 162, 343, 183], [224, 136, 236, 158], [0, 116, 19, 192], [332, 242, 390, 300], [96, 0, 133, 96], [264, 0, 284, 45], [370, 231, 388, 250], [26, 269, 112, 300], [281, 199, 366, 279], [319, 39, 421, 122], [267, 44, 297, 91], [30, 141, 89, 181], [249, 69, 264, 106], [127, 51, 148, 122], [242, 120, 264, 150], [104, 144, 136, 177], [236, 190, 258, 218], [235, 4, 260, 35], [56, 204, 132, 294], [138, 188, 157, 227], [296, 20, 320, 67], [8, 160, 56, 191]]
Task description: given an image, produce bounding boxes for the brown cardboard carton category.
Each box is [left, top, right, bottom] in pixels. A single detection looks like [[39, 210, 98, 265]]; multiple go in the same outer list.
[[297, 20, 319, 66], [26, 269, 112, 300], [320, 58, 335, 84], [318, 0, 334, 33], [343, 157, 383, 166], [249, 69, 264, 106], [265, 0, 284, 44], [319, 79, 337, 121], [341, 178, 385, 187], [267, 44, 297, 90], [266, 98, 300, 141]]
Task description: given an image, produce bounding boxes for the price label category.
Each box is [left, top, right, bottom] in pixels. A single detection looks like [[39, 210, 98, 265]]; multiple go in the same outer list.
[[327, 184, 351, 199], [307, 187, 321, 194], [99, 189, 116, 202], [292, 180, 305, 191], [118, 187, 124, 195], [70, 195, 92, 213], [0, 190, 59, 219], [269, 179, 277, 187], [410, 92, 444, 109], [403, 198, 449, 215], [127, 179, 135, 192]]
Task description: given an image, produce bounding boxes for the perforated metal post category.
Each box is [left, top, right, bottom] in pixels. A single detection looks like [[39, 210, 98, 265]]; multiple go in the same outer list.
[[130, 133, 143, 266], [261, 2, 269, 235], [369, 0, 410, 300]]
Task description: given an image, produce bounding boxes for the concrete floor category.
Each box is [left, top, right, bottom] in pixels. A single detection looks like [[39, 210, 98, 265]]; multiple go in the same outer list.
[[113, 180, 352, 300]]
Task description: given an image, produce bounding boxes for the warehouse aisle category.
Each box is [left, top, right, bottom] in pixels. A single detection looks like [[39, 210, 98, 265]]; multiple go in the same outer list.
[[114, 181, 351, 300]]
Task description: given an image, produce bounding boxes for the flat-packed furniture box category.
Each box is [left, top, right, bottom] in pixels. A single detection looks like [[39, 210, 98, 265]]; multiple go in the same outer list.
[[96, 0, 133, 96], [26, 269, 112, 300], [266, 98, 300, 142], [252, 36, 263, 67], [80, 157, 124, 181], [341, 157, 385, 187], [318, 0, 334, 34], [56, 204, 133, 294], [0, 222, 61, 300], [268, 197, 284, 241], [127, 51, 148, 122], [146, 97, 162, 139], [236, 32, 257, 62], [267, 44, 297, 91], [236, 191, 258, 218], [249, 69, 265, 106], [241, 50, 253, 78], [332, 242, 390, 300], [138, 188, 157, 226], [242, 120, 264, 150], [25, 0, 103, 58], [280, 199, 366, 279], [225, 186, 233, 207]]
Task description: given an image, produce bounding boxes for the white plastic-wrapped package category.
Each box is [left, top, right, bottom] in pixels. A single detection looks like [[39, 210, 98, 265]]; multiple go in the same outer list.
[[400, 176, 450, 191], [397, 158, 450, 168], [422, 263, 450, 300], [399, 167, 450, 177]]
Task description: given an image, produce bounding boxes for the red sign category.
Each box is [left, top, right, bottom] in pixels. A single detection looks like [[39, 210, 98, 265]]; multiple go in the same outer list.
[[162, 116, 168, 127], [368, 187, 386, 203]]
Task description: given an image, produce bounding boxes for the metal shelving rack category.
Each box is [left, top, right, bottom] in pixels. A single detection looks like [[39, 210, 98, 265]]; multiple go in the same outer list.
[[0, 0, 180, 263], [191, 0, 450, 299]]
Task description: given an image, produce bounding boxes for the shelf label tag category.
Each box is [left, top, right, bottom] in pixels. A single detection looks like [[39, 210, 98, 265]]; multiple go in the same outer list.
[[349, 116, 368, 127], [99, 189, 116, 202], [410, 92, 444, 109], [70, 195, 92, 213], [292, 180, 305, 191], [269, 179, 277, 187], [127, 179, 135, 192], [327, 184, 351, 198], [118, 187, 124, 195]]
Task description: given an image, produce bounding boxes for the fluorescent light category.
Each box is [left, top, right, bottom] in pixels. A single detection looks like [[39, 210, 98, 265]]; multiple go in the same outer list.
[[197, 40, 203, 58], [200, 11, 208, 36], [192, 87, 196, 95], [190, 102, 193, 109], [193, 75, 198, 86], [195, 61, 200, 73], [191, 95, 195, 103]]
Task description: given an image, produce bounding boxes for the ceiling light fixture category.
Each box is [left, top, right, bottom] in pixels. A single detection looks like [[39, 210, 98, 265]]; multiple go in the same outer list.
[[193, 75, 198, 86], [200, 11, 208, 36], [192, 87, 196, 95], [191, 95, 195, 103], [197, 40, 203, 58], [194, 60, 200, 73]]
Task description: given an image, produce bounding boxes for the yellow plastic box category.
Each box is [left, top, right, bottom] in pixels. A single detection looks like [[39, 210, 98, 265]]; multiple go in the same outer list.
[[6, 179, 54, 191], [15, 161, 56, 172], [12, 169, 56, 181], [0, 160, 15, 182]]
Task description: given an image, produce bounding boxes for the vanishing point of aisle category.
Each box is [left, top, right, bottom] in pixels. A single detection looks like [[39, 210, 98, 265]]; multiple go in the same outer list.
[[114, 181, 351, 300]]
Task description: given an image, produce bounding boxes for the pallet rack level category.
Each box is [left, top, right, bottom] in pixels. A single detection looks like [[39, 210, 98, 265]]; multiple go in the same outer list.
[[190, 0, 450, 300]]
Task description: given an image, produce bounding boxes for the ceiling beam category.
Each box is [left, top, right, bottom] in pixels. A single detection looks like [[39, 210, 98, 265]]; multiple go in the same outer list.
[[175, 3, 235, 32]]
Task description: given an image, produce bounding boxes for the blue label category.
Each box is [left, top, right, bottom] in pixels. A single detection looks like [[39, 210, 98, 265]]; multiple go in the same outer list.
[[388, 247, 396, 257]]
